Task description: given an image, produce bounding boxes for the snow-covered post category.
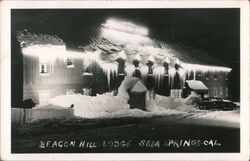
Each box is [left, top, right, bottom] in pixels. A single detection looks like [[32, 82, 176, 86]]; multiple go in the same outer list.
[[172, 58, 182, 99], [132, 54, 142, 79], [146, 55, 155, 100], [114, 50, 127, 95], [82, 69, 93, 96], [163, 57, 170, 96]]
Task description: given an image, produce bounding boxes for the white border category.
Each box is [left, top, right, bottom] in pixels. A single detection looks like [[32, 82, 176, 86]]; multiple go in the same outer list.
[[1, 1, 249, 160]]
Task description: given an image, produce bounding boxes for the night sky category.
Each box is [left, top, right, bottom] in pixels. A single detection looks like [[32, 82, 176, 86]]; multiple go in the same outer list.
[[11, 9, 240, 101]]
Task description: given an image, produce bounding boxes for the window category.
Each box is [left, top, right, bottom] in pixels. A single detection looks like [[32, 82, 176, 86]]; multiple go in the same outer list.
[[220, 71, 223, 77], [189, 71, 194, 80], [220, 87, 223, 96], [66, 89, 75, 95], [225, 73, 228, 80], [67, 58, 74, 68], [205, 72, 209, 80], [39, 58, 49, 75], [214, 73, 217, 80], [197, 71, 202, 77], [39, 63, 49, 74], [226, 87, 229, 97], [214, 87, 217, 97]]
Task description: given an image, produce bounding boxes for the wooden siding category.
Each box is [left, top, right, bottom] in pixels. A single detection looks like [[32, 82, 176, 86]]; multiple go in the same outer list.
[[23, 55, 87, 104], [23, 56, 84, 85]]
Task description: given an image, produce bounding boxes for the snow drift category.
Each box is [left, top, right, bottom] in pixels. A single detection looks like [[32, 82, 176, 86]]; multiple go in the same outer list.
[[50, 93, 130, 118]]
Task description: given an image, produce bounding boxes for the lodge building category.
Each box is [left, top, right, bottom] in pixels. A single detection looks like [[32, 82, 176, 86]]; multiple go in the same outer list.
[[12, 27, 231, 107]]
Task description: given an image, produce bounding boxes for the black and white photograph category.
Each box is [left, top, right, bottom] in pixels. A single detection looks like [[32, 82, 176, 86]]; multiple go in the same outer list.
[[1, 1, 249, 160]]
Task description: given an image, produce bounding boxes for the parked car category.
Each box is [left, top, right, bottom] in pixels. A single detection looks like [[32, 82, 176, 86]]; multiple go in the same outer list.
[[198, 97, 237, 110]]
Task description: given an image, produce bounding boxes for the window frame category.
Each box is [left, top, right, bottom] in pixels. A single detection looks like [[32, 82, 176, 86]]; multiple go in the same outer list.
[[225, 87, 229, 97], [39, 63, 49, 75], [214, 73, 218, 80], [220, 87, 223, 96], [66, 58, 75, 68], [214, 87, 217, 97]]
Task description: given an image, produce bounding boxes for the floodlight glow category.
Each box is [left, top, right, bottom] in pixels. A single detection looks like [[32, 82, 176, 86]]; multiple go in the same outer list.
[[100, 28, 153, 46], [102, 18, 149, 36]]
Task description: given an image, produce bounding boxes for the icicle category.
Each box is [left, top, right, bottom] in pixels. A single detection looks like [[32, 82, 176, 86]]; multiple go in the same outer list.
[[125, 64, 135, 77], [193, 69, 196, 80], [140, 65, 149, 78], [100, 62, 118, 89], [153, 66, 165, 88]]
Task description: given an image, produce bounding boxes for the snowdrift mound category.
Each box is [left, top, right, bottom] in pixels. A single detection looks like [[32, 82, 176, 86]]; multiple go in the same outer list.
[[183, 92, 202, 106], [50, 93, 130, 118], [49, 78, 189, 118], [117, 76, 140, 100]]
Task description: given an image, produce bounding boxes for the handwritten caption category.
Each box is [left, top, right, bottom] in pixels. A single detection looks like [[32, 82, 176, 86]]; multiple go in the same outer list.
[[39, 139, 221, 149]]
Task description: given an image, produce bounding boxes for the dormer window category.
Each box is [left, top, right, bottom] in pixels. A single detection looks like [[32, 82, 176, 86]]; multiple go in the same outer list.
[[67, 58, 74, 68]]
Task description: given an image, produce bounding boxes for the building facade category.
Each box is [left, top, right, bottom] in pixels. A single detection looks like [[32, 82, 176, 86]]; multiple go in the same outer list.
[[12, 31, 232, 107]]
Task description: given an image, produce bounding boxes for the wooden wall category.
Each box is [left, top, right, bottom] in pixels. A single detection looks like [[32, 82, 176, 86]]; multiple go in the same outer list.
[[23, 55, 87, 104], [23, 56, 84, 85]]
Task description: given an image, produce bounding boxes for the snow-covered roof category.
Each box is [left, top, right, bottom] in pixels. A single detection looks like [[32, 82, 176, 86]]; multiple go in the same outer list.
[[186, 80, 208, 91], [131, 81, 147, 93], [17, 29, 65, 47], [156, 40, 228, 67], [16, 29, 230, 70]]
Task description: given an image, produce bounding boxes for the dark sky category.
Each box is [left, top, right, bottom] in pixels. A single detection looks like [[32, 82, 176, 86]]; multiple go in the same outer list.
[[11, 9, 240, 101]]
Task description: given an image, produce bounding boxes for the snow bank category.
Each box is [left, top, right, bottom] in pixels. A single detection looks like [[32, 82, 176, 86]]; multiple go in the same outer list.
[[49, 91, 186, 119], [183, 92, 202, 106], [50, 93, 130, 118]]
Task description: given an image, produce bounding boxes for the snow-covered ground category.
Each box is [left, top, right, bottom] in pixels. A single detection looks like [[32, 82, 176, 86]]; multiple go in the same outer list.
[[46, 92, 239, 128], [39, 77, 239, 127]]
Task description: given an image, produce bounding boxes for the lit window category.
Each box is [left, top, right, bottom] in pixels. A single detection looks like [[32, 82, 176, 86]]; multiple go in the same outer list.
[[39, 63, 49, 74], [214, 87, 217, 97], [220, 87, 223, 96], [226, 87, 228, 97], [67, 58, 74, 68], [66, 89, 75, 95]]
